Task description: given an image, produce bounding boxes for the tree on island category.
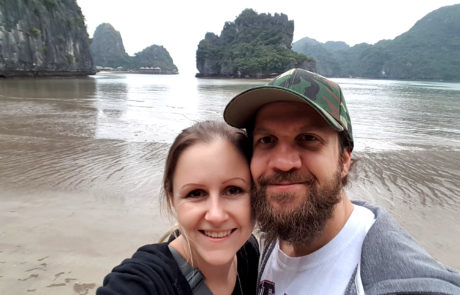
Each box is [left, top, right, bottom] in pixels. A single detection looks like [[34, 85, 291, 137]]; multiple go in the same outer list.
[[196, 9, 314, 78]]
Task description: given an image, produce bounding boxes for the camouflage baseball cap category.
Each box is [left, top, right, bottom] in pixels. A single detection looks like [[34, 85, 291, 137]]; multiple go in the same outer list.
[[224, 68, 353, 150]]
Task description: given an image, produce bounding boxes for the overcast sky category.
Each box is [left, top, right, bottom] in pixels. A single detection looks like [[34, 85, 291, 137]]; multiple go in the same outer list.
[[76, 0, 459, 74]]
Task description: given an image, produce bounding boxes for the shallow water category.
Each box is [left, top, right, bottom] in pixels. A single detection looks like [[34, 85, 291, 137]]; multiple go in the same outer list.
[[0, 73, 459, 268]]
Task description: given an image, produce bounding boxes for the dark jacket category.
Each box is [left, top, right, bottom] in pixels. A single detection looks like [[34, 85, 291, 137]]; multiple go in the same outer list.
[[97, 236, 259, 295]]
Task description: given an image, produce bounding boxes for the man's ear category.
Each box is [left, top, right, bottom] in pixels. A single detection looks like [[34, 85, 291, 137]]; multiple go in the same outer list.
[[341, 148, 352, 178]]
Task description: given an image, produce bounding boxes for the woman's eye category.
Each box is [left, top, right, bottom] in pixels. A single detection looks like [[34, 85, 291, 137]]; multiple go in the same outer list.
[[225, 186, 244, 196], [186, 189, 206, 198]]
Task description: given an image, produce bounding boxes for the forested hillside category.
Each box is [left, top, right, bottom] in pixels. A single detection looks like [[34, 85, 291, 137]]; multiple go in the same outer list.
[[293, 4, 460, 81]]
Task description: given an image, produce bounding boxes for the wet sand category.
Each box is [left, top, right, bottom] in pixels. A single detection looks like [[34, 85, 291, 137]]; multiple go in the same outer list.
[[2, 184, 459, 295], [0, 189, 172, 295]]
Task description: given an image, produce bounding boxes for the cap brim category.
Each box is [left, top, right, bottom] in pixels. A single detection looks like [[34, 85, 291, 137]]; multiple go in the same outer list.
[[224, 86, 344, 131]]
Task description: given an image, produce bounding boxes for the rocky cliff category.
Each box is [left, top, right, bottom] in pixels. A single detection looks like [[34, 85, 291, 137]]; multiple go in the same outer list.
[[196, 9, 315, 78], [132, 45, 178, 74], [90, 23, 129, 68], [0, 0, 95, 77]]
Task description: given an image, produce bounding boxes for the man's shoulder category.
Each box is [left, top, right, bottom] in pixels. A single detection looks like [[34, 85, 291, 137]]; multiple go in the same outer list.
[[354, 201, 460, 294], [355, 201, 449, 269], [357, 201, 434, 261]]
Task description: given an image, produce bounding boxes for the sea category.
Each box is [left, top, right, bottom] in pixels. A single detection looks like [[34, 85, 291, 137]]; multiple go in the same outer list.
[[1, 72, 459, 268]]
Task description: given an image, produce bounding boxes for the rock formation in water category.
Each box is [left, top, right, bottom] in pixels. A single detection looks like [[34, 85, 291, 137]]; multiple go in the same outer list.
[[196, 8, 315, 78], [132, 45, 178, 74], [90, 23, 129, 69], [90, 23, 178, 74], [293, 4, 460, 81], [0, 0, 95, 77]]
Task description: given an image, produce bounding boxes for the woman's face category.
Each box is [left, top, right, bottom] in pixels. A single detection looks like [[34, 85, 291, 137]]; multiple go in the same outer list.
[[172, 138, 253, 267]]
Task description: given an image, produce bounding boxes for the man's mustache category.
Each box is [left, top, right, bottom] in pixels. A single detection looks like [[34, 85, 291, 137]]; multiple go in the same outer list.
[[256, 171, 316, 186]]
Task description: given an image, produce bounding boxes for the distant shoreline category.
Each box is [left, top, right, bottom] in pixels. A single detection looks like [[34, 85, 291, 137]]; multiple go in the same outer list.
[[0, 70, 96, 79], [1, 71, 457, 83]]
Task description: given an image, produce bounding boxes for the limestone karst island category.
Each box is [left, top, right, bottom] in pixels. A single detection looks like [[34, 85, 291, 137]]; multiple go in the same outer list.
[[0, 0, 94, 77], [1, 1, 459, 80]]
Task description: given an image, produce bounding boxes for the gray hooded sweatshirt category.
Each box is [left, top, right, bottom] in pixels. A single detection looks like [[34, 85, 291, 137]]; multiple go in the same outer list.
[[259, 202, 460, 295]]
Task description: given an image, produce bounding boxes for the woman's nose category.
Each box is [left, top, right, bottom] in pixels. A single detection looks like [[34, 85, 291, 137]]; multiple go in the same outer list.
[[204, 195, 228, 223]]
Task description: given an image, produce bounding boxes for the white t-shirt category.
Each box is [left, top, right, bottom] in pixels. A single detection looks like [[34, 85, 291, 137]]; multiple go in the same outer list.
[[259, 205, 375, 295]]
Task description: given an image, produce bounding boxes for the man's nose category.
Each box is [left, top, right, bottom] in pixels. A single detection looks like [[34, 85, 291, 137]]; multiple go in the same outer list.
[[204, 195, 229, 223], [269, 143, 302, 172]]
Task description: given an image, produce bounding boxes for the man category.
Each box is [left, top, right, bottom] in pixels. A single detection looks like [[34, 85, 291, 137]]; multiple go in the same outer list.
[[223, 68, 460, 294]]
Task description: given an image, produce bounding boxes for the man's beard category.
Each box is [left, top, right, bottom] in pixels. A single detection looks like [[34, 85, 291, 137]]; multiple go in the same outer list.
[[252, 168, 343, 248]]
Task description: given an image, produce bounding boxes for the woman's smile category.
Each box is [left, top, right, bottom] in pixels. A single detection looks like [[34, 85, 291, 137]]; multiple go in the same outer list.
[[201, 229, 237, 239]]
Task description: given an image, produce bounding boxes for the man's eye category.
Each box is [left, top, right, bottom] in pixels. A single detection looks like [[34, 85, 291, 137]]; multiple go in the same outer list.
[[256, 136, 276, 145], [297, 134, 317, 142], [224, 186, 244, 196], [186, 189, 206, 198]]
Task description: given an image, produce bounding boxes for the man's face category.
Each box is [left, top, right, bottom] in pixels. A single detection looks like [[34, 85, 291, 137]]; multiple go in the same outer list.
[[250, 101, 351, 245]]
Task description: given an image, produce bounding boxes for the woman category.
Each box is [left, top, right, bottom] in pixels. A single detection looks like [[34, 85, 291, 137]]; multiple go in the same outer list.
[[97, 121, 259, 295]]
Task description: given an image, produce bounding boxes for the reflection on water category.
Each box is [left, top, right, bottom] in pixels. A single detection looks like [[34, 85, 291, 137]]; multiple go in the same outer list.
[[0, 78, 98, 139], [91, 74, 264, 143], [1, 73, 459, 202], [0, 74, 265, 198], [1, 73, 459, 267], [337, 78, 460, 152]]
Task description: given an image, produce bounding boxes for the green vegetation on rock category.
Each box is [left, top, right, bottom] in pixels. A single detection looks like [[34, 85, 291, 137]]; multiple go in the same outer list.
[[196, 9, 314, 78], [28, 26, 41, 37], [132, 45, 177, 73], [0, 0, 95, 77], [90, 23, 130, 68], [293, 4, 460, 81]]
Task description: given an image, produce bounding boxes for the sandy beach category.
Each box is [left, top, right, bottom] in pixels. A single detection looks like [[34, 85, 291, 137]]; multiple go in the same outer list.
[[2, 186, 460, 295], [0, 188, 172, 295]]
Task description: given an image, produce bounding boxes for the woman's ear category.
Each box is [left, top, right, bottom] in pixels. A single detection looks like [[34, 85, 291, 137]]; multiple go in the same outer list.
[[167, 192, 177, 215]]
